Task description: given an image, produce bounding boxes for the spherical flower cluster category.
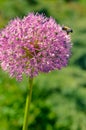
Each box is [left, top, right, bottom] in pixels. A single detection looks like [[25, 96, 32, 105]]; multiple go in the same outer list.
[[0, 13, 72, 80]]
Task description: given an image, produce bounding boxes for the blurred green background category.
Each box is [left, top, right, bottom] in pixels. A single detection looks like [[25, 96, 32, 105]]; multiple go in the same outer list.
[[0, 0, 86, 130]]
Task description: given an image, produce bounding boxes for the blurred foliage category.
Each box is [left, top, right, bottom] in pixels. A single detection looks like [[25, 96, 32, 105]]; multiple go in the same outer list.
[[0, 0, 86, 130]]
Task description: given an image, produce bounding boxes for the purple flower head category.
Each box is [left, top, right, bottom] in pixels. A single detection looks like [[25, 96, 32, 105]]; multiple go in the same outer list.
[[0, 13, 72, 80]]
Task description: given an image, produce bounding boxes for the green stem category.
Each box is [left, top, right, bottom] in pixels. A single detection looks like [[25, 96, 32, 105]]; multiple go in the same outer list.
[[22, 77, 33, 130]]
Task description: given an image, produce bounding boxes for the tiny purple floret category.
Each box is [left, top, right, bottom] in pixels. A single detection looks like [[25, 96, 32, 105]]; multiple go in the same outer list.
[[0, 13, 72, 80]]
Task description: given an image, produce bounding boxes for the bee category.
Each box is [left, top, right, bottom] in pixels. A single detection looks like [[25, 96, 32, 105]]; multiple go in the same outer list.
[[62, 26, 73, 34]]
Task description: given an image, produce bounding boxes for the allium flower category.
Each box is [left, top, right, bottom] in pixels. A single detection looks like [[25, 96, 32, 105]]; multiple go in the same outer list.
[[0, 13, 72, 80]]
